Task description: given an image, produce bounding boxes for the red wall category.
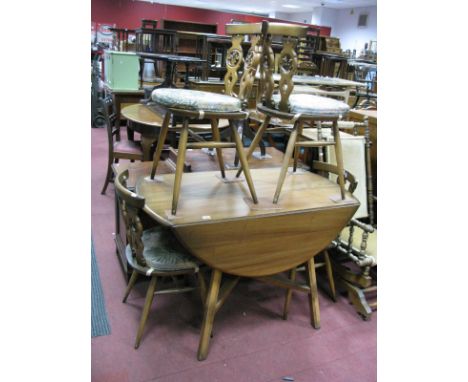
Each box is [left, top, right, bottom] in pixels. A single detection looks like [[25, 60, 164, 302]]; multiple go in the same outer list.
[[91, 0, 331, 36]]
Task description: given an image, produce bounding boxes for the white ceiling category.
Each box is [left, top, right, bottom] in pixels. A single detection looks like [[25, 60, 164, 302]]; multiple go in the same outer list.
[[139, 0, 376, 15]]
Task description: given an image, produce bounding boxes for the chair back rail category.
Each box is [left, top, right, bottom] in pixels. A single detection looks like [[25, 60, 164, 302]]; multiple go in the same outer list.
[[115, 170, 147, 266]]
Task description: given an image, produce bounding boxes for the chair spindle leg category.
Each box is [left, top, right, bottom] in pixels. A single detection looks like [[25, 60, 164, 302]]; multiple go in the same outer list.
[[172, 119, 189, 215], [134, 275, 158, 349]]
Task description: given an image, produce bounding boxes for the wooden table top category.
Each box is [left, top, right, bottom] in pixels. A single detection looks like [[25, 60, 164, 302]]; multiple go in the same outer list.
[[113, 147, 291, 188], [137, 52, 206, 64], [136, 166, 359, 276], [136, 167, 358, 228], [121, 104, 165, 126], [348, 109, 377, 124]]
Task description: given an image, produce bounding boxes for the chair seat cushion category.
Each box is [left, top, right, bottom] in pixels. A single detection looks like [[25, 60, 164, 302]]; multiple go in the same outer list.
[[340, 226, 377, 264], [272, 93, 350, 117], [114, 140, 143, 156], [152, 88, 241, 113], [141, 226, 198, 272]]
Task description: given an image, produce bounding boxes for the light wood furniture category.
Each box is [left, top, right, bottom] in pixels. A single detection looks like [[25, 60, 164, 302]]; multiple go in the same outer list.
[[332, 219, 377, 320], [331, 113, 377, 320], [112, 147, 288, 277], [101, 96, 144, 195], [136, 167, 360, 360], [282, 161, 358, 317], [231, 21, 349, 204], [147, 102, 258, 215], [348, 109, 377, 212], [115, 170, 206, 349], [147, 22, 279, 215]]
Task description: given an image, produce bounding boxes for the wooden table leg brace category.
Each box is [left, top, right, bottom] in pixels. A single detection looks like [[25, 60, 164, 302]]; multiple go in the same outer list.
[[197, 257, 320, 361]]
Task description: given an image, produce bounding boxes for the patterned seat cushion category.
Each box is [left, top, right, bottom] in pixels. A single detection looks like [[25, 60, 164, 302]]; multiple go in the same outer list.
[[152, 88, 241, 113], [272, 93, 350, 117], [141, 226, 198, 272]]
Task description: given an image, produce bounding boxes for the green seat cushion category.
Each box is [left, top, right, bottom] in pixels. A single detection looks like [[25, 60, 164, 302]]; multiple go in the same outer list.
[[152, 88, 242, 113], [272, 93, 350, 117], [134, 226, 198, 272]]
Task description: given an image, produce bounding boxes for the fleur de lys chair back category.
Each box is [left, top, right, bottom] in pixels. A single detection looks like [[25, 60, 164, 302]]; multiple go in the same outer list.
[[231, 22, 352, 205], [147, 23, 287, 215], [115, 170, 206, 349]]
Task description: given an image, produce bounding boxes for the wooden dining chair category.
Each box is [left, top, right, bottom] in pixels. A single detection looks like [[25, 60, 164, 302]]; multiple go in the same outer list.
[[101, 96, 144, 195], [115, 170, 207, 349], [298, 119, 377, 319], [232, 21, 351, 204], [282, 161, 358, 320], [146, 23, 279, 215]]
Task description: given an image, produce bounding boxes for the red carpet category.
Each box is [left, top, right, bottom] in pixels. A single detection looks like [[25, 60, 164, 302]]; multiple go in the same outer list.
[[91, 126, 376, 382]]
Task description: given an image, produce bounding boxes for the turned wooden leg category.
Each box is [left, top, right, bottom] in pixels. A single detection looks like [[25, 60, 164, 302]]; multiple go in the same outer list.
[[230, 121, 258, 204], [123, 269, 139, 303], [323, 250, 336, 302], [283, 267, 297, 320], [332, 120, 346, 200], [150, 112, 171, 179], [236, 115, 271, 178], [197, 269, 222, 361], [273, 122, 300, 204], [210, 118, 225, 178], [306, 257, 320, 329], [172, 119, 189, 215], [134, 275, 158, 349]]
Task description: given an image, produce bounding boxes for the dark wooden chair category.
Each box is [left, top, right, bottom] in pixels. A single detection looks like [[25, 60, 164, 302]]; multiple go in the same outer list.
[[352, 65, 377, 109], [115, 170, 207, 348], [101, 96, 144, 195]]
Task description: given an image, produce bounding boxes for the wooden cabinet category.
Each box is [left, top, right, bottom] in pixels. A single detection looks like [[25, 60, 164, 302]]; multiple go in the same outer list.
[[159, 19, 217, 34]]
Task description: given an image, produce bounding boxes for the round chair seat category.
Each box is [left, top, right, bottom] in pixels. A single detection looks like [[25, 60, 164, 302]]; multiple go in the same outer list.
[[126, 226, 199, 273], [272, 93, 350, 117], [152, 88, 242, 113]]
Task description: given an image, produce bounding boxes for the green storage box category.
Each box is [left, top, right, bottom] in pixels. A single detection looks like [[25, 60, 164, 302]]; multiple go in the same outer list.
[[104, 50, 139, 91]]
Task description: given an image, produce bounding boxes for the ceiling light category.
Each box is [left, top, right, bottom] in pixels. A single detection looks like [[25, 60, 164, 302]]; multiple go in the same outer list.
[[282, 4, 301, 8]]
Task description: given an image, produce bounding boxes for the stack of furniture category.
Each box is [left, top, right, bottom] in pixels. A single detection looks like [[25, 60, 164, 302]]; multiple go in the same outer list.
[[103, 20, 374, 361], [296, 27, 321, 75]]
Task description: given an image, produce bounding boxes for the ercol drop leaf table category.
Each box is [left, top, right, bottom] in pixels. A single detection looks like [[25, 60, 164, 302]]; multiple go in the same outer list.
[[136, 167, 359, 360]]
